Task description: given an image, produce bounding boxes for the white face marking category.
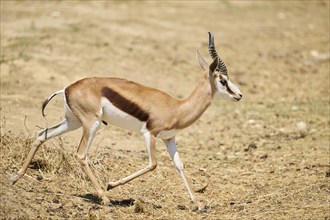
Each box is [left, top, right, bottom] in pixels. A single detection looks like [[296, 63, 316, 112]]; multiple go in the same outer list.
[[214, 74, 242, 101], [227, 80, 242, 95], [101, 98, 146, 133]]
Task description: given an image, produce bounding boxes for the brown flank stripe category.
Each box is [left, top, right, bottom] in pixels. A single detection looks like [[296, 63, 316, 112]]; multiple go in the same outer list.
[[101, 87, 150, 122]]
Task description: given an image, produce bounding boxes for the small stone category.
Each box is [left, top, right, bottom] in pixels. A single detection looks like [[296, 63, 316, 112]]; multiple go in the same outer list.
[[244, 143, 257, 152], [326, 171, 330, 178], [291, 106, 299, 111], [134, 201, 144, 213], [296, 121, 307, 131], [177, 204, 187, 210], [260, 154, 268, 159]]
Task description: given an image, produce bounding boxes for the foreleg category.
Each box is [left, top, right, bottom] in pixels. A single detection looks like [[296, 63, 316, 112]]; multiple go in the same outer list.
[[163, 137, 205, 211], [107, 131, 157, 190]]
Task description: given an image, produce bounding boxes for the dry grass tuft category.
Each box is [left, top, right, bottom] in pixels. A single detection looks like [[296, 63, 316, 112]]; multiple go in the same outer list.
[[133, 199, 145, 214]]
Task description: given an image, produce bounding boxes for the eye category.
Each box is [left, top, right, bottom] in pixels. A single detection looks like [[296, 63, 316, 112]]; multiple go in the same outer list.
[[220, 79, 227, 86]]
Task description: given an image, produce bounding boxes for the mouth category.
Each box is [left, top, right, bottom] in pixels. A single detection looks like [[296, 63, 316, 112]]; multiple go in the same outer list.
[[233, 94, 242, 101]]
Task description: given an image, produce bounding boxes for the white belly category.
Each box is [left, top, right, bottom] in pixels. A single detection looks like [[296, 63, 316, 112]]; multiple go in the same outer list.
[[101, 98, 145, 133], [100, 98, 179, 139]]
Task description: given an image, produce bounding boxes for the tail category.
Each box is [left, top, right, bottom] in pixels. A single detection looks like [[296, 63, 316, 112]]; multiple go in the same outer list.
[[42, 89, 65, 117]]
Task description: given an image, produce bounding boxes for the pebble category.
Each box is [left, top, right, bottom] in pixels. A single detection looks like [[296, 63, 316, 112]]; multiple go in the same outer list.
[[310, 50, 330, 61], [291, 106, 299, 111], [296, 121, 307, 131]]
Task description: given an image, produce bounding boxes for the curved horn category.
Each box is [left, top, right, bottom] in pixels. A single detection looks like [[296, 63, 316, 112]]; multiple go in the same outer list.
[[208, 32, 218, 59], [208, 32, 228, 76]]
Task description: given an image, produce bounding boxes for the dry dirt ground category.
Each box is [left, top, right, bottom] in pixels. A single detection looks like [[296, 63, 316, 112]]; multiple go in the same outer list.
[[1, 1, 329, 219]]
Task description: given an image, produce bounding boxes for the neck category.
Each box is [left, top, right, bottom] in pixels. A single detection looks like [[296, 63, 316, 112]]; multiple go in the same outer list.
[[176, 74, 215, 128]]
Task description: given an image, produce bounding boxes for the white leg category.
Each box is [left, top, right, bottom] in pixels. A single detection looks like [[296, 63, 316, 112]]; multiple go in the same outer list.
[[76, 119, 110, 205], [10, 117, 81, 185], [163, 137, 205, 211], [107, 131, 157, 190]]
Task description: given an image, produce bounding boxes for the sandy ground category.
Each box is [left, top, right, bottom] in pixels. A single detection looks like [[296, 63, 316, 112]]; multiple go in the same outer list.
[[1, 1, 329, 219]]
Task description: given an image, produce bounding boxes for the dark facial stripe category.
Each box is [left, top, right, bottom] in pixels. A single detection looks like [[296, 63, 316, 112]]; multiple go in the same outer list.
[[101, 87, 149, 122], [226, 85, 236, 96]]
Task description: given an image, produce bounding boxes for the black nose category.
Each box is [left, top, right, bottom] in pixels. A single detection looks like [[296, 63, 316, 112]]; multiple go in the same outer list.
[[234, 94, 242, 101]]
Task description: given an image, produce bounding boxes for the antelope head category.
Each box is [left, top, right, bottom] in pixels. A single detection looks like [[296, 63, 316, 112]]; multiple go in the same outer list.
[[197, 32, 242, 101]]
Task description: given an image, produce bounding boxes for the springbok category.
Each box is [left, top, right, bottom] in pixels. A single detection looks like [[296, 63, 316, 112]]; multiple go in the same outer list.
[[11, 32, 242, 211]]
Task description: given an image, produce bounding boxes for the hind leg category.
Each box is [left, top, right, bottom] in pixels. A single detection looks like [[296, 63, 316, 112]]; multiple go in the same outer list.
[[10, 117, 81, 185], [75, 118, 110, 205]]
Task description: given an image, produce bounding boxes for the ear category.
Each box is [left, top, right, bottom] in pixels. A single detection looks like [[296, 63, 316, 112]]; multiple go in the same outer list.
[[209, 58, 219, 77], [196, 49, 208, 71]]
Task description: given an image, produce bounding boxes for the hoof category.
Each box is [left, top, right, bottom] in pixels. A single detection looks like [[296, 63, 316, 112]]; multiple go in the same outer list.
[[107, 201, 115, 207], [107, 183, 114, 191], [9, 175, 20, 185], [197, 206, 208, 213], [195, 202, 207, 213], [107, 182, 118, 191], [101, 197, 111, 206]]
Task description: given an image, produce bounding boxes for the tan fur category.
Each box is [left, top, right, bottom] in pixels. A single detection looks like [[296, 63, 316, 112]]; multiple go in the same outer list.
[[65, 74, 214, 136]]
